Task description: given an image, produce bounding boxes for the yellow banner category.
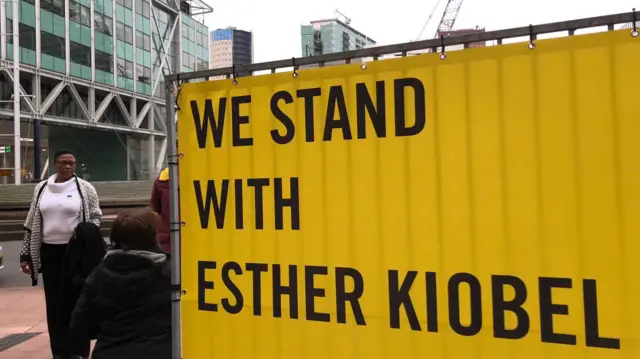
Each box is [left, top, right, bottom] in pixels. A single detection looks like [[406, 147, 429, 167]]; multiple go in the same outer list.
[[177, 29, 640, 359]]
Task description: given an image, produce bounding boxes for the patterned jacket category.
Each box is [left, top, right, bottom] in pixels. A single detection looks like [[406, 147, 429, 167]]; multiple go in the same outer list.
[[20, 175, 102, 286]]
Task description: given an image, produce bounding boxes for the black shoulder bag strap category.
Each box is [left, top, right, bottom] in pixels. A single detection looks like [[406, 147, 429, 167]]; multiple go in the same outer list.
[[74, 175, 87, 223]]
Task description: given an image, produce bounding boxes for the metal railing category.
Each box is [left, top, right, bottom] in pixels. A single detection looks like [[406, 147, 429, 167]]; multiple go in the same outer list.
[[165, 10, 639, 82]]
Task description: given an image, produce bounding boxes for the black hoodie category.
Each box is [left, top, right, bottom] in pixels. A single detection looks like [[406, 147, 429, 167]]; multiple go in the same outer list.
[[70, 248, 171, 359]]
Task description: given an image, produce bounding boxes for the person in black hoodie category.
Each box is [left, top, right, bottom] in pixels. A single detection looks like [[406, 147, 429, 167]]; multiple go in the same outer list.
[[70, 207, 171, 359]]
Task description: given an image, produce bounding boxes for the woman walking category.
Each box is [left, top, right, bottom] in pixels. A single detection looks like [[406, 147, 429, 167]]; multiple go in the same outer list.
[[20, 150, 103, 359], [71, 207, 171, 359]]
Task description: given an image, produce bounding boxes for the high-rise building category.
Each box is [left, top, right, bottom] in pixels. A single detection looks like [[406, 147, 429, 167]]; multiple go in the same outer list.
[[0, 0, 211, 183], [300, 18, 375, 68], [209, 27, 253, 78]]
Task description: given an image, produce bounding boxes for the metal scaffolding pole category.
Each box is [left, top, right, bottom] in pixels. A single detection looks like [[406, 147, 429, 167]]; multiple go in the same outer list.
[[165, 84, 181, 359], [33, 119, 41, 182], [13, 0, 21, 185]]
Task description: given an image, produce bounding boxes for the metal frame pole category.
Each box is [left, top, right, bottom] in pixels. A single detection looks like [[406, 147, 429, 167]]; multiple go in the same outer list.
[[33, 119, 40, 183], [13, 0, 21, 185], [165, 83, 182, 359]]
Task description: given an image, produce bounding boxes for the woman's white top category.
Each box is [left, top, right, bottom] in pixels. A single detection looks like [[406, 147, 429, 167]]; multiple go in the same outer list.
[[40, 174, 82, 244]]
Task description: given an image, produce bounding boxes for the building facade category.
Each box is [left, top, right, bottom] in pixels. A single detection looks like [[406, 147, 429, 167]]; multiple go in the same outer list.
[[301, 19, 376, 57], [209, 27, 253, 78], [0, 0, 210, 183]]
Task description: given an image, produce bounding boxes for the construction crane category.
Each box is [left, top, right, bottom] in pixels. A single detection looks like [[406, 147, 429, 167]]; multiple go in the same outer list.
[[415, 0, 465, 41], [434, 0, 464, 38], [335, 8, 352, 25]]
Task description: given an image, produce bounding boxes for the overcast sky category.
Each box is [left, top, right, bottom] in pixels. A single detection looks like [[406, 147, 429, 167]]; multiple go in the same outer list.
[[199, 0, 638, 63]]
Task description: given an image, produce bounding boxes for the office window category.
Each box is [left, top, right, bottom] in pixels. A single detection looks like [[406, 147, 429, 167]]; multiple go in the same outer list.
[[126, 60, 133, 78], [124, 25, 133, 43], [143, 66, 151, 80], [197, 59, 207, 71], [70, 42, 91, 66], [80, 5, 91, 26], [116, 0, 124, 6], [116, 22, 125, 40], [96, 50, 113, 72], [134, 32, 151, 51], [6, 19, 12, 44], [142, 1, 149, 17], [135, 0, 143, 14], [143, 34, 150, 51], [117, 58, 134, 78], [18, 24, 36, 50], [117, 57, 125, 76], [95, 13, 113, 36], [41, 31, 65, 58], [136, 64, 151, 83], [124, 0, 132, 9], [136, 30, 144, 49], [69, 1, 80, 22], [116, 23, 132, 43], [70, 1, 91, 27], [41, 0, 64, 17], [182, 52, 190, 69]]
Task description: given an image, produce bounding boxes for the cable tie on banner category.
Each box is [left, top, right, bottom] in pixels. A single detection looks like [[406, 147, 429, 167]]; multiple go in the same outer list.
[[292, 57, 299, 78], [232, 65, 238, 85], [528, 24, 536, 49], [632, 8, 638, 37], [170, 284, 186, 297]]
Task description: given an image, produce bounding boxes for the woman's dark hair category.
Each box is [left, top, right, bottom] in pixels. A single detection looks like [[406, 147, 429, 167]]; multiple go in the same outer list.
[[53, 150, 74, 162], [110, 207, 160, 251]]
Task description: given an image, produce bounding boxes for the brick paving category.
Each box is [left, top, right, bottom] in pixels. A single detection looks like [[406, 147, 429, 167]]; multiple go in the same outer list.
[[0, 287, 95, 359]]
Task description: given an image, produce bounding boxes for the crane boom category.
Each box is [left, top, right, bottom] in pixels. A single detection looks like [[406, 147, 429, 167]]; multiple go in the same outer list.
[[434, 0, 464, 38], [415, 0, 444, 41], [335, 8, 352, 25]]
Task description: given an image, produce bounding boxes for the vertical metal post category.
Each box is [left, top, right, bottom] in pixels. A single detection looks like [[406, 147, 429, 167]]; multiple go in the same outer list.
[[33, 119, 41, 183], [165, 84, 181, 359], [64, 0, 70, 75], [125, 136, 132, 180], [0, 0, 6, 59], [3, 153, 7, 184], [13, 0, 21, 185], [149, 105, 156, 180]]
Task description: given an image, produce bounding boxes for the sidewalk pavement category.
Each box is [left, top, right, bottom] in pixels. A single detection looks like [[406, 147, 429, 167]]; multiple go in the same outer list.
[[0, 287, 95, 359], [0, 287, 50, 358]]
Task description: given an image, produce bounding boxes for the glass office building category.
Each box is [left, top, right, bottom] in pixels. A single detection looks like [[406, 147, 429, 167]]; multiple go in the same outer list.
[[0, 0, 210, 183], [209, 27, 253, 78], [301, 19, 375, 57]]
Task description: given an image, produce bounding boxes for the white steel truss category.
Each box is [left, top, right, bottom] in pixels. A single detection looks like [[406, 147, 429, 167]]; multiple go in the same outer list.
[[0, 0, 212, 180], [0, 66, 163, 132]]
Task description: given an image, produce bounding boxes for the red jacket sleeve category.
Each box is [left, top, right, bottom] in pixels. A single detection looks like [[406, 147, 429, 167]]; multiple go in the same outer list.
[[150, 179, 162, 213]]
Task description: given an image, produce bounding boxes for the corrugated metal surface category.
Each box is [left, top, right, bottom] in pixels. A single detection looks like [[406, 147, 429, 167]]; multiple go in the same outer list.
[[177, 29, 640, 359]]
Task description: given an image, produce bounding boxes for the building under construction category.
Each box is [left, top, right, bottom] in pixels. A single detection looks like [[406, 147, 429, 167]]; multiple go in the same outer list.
[[300, 12, 376, 69], [0, 0, 211, 184]]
